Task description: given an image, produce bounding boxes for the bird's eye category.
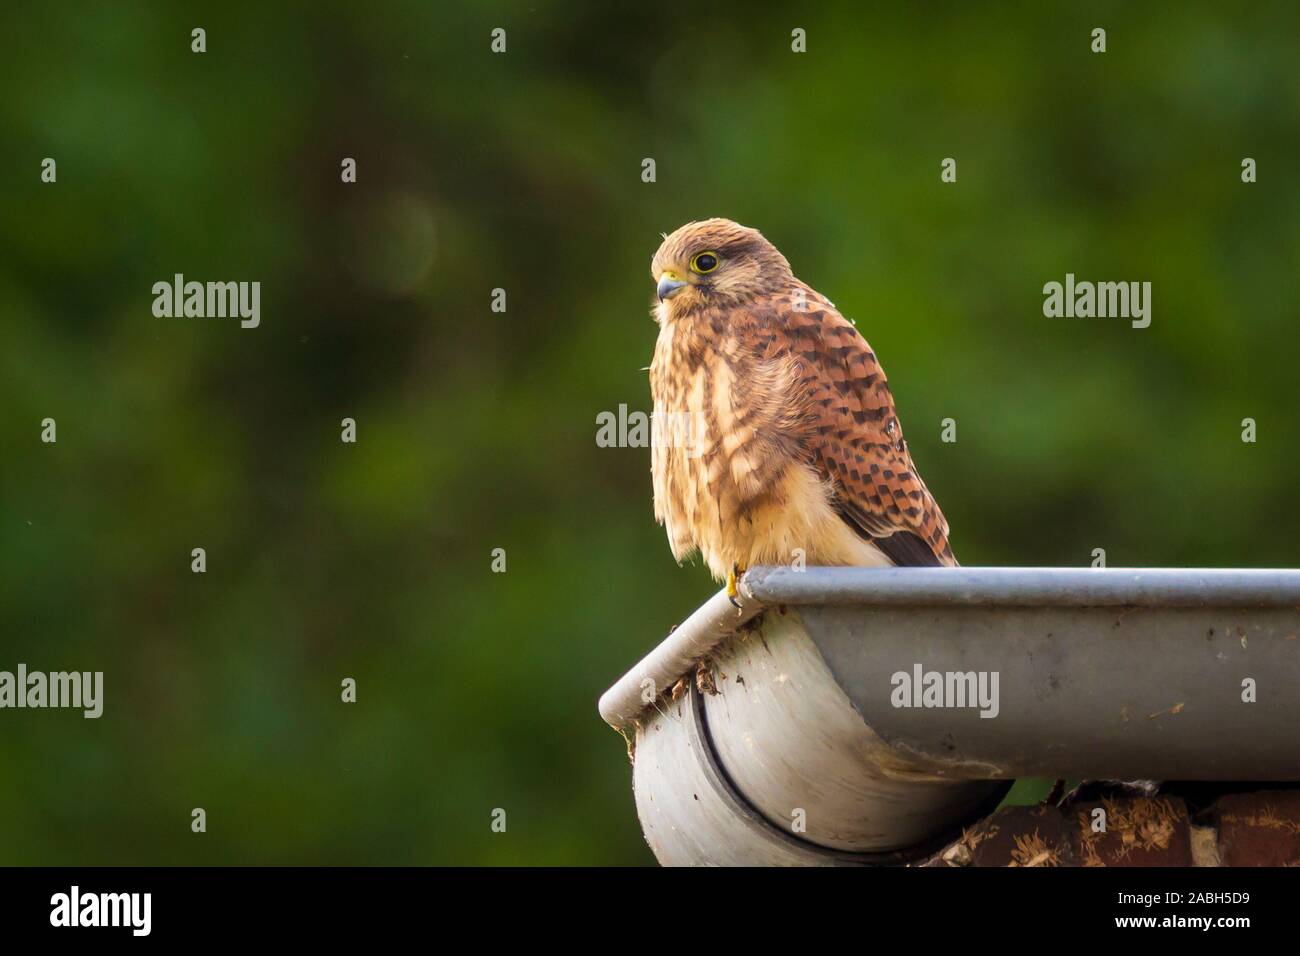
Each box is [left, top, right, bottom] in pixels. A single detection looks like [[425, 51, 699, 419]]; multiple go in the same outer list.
[[691, 251, 720, 274]]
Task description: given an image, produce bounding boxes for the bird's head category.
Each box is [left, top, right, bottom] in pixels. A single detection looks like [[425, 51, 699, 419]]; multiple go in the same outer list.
[[650, 218, 793, 318]]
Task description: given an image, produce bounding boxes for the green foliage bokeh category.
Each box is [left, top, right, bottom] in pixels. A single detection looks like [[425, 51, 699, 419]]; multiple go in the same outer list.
[[1, 2, 1298, 864]]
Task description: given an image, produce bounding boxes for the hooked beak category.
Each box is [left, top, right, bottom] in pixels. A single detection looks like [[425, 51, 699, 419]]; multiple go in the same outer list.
[[657, 272, 688, 301]]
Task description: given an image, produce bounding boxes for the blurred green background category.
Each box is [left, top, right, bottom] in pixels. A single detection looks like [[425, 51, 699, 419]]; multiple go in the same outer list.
[[1, 2, 1298, 864]]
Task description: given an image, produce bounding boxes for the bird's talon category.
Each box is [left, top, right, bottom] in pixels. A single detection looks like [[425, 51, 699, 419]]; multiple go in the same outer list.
[[726, 565, 744, 608]]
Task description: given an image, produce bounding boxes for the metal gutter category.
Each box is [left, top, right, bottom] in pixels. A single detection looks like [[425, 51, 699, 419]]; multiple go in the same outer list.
[[741, 565, 1300, 607], [601, 566, 1300, 779], [605, 566, 1300, 863], [601, 566, 1300, 731], [598, 587, 763, 729]]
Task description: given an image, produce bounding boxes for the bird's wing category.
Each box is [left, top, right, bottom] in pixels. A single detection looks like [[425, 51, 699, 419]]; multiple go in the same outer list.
[[768, 285, 956, 567]]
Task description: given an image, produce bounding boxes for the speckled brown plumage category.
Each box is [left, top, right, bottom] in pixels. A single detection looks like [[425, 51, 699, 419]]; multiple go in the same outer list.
[[648, 218, 954, 582]]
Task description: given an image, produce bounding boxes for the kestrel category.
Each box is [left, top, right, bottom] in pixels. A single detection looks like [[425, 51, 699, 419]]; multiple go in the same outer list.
[[648, 218, 955, 602]]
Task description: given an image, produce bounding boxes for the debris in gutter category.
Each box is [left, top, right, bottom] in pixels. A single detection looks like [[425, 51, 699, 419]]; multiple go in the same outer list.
[[920, 786, 1300, 866], [1147, 702, 1185, 719], [694, 659, 719, 696]]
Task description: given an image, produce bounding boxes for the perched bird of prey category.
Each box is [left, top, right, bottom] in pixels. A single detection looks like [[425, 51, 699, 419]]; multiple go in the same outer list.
[[648, 218, 955, 602]]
